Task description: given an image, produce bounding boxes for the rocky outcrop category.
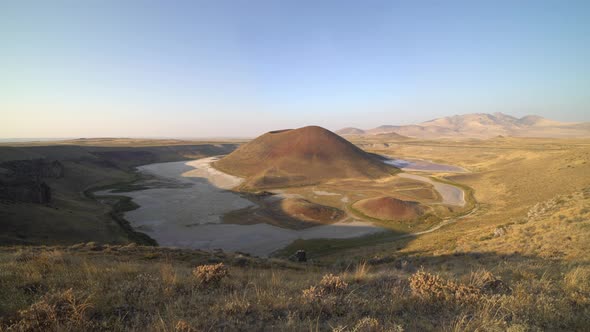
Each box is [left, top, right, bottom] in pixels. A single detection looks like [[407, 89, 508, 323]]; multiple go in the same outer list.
[[0, 159, 62, 203], [0, 181, 51, 203], [0, 159, 64, 179]]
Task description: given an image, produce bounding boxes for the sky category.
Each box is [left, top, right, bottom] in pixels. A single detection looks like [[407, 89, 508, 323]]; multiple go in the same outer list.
[[1, 0, 589, 138]]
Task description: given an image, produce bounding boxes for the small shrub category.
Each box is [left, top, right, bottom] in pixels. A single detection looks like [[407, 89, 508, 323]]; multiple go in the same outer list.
[[302, 285, 323, 303], [175, 319, 196, 332], [409, 270, 480, 303], [192, 263, 229, 286], [352, 317, 381, 332], [319, 274, 349, 293], [8, 289, 92, 331], [409, 270, 447, 299], [302, 274, 348, 303]]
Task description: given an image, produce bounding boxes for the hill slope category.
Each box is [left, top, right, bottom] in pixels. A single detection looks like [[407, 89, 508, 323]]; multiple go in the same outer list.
[[214, 126, 397, 189], [338, 113, 590, 139], [335, 127, 366, 135]]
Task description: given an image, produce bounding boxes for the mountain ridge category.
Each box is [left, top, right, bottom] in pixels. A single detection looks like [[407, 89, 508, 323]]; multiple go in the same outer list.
[[336, 113, 589, 139]]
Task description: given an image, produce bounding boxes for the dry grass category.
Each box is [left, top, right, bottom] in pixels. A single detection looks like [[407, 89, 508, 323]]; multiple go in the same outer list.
[[0, 245, 588, 331]]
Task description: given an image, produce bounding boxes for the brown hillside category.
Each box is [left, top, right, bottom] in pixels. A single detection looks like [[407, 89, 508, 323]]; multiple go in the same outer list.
[[214, 126, 397, 189], [353, 196, 423, 221]]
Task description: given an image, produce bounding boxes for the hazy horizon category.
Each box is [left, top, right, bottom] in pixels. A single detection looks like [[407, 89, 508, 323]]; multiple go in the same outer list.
[[2, 1, 589, 138], [0, 110, 585, 142]]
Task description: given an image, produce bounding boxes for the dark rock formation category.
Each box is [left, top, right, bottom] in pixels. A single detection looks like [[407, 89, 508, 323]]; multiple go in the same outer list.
[[0, 159, 64, 179], [0, 181, 51, 203], [0, 159, 62, 203]]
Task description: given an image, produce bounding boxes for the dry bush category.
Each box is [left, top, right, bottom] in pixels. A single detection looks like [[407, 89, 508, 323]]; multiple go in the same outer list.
[[319, 274, 349, 293], [175, 319, 196, 332], [302, 273, 348, 303], [408, 270, 447, 298], [7, 289, 92, 331], [409, 270, 480, 303], [301, 285, 323, 303], [352, 317, 380, 332], [192, 263, 229, 286]]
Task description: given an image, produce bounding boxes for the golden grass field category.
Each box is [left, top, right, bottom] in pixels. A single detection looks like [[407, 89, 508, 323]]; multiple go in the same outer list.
[[1, 136, 589, 331]]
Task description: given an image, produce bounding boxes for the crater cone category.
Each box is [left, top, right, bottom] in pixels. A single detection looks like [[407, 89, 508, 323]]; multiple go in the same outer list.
[[353, 196, 423, 221], [214, 126, 397, 189]]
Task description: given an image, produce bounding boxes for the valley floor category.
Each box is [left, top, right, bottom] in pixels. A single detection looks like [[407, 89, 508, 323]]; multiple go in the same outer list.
[[1, 137, 589, 331]]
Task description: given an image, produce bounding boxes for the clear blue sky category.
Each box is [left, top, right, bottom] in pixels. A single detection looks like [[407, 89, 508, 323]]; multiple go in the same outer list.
[[1, 0, 589, 138]]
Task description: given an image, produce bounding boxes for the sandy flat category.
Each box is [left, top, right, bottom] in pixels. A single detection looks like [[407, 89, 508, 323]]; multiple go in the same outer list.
[[312, 189, 341, 196], [183, 157, 244, 189]]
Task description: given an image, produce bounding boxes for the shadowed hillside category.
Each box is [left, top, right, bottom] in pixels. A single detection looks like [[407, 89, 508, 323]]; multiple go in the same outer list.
[[214, 126, 398, 189]]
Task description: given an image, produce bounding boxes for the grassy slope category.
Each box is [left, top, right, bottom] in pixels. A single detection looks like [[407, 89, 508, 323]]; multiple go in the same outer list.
[[1, 226, 588, 331]]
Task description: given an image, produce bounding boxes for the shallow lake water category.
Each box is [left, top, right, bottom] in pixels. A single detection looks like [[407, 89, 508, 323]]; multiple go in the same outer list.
[[97, 157, 385, 257], [382, 156, 467, 173]]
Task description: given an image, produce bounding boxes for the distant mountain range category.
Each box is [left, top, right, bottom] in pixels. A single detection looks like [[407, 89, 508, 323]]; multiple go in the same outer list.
[[336, 113, 590, 139]]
